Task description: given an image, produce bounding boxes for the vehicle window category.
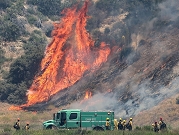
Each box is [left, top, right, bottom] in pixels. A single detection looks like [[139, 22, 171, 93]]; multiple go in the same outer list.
[[69, 113, 77, 120], [57, 113, 60, 119]]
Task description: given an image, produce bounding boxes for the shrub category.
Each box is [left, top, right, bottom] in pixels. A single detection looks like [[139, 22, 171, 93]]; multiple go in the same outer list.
[[96, 0, 120, 14], [5, 0, 25, 16], [27, 0, 62, 16], [104, 27, 110, 35], [135, 126, 142, 130], [0, 21, 21, 41], [6, 82, 27, 104], [0, 0, 11, 9], [142, 125, 153, 131], [1, 31, 46, 104], [26, 14, 37, 26]]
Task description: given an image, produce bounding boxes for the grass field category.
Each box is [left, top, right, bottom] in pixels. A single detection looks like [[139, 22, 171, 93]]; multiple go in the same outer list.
[[1, 103, 179, 135], [1, 129, 179, 135]]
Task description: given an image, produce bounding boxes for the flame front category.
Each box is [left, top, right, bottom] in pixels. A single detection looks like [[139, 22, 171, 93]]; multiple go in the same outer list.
[[17, 1, 110, 108]]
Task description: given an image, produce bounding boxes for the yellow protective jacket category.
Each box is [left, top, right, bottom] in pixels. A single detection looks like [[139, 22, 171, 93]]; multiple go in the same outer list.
[[114, 119, 118, 130], [106, 121, 110, 127]]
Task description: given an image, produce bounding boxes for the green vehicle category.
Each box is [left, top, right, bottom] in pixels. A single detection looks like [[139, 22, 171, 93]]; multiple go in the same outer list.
[[43, 109, 114, 131]]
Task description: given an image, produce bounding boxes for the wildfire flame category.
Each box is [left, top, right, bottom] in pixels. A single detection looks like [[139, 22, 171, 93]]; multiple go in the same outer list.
[[10, 0, 111, 110], [84, 91, 92, 100]]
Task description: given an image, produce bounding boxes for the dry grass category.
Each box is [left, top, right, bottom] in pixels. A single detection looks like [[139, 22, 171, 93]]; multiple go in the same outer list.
[[0, 102, 60, 131], [1, 96, 179, 132], [0, 42, 24, 59], [133, 94, 179, 129]]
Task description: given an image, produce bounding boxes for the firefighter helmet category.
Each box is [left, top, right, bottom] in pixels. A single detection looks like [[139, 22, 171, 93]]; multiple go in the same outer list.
[[106, 118, 109, 121], [130, 118, 132, 120], [119, 118, 122, 121]]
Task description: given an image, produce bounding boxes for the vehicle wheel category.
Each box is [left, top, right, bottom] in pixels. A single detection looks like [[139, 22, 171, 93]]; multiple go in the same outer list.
[[46, 125, 57, 130], [52, 125, 57, 130], [93, 126, 104, 131]]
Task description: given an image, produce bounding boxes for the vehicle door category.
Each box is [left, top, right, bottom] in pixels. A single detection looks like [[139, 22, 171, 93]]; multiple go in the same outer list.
[[59, 112, 67, 128], [67, 112, 80, 128], [55, 113, 61, 127]]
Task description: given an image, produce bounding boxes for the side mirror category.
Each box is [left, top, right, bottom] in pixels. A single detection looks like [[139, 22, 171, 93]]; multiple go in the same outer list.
[[53, 113, 56, 120]]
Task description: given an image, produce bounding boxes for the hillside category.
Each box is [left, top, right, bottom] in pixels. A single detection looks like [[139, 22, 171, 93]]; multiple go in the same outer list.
[[1, 0, 179, 130]]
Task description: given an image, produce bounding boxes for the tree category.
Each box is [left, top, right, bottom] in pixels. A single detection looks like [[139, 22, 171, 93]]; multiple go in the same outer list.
[[7, 31, 46, 86], [0, 21, 21, 41], [0, 0, 11, 9], [7, 82, 27, 104], [0, 81, 17, 101], [27, 0, 62, 16], [3, 31, 46, 104]]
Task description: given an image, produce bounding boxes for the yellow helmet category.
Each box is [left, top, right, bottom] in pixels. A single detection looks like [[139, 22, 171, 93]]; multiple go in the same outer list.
[[123, 120, 126, 123], [119, 118, 122, 121], [106, 118, 109, 121], [130, 118, 132, 120]]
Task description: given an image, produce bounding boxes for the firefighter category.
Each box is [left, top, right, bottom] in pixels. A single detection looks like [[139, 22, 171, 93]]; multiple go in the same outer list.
[[114, 119, 118, 130], [122, 35, 126, 45], [13, 118, 20, 130], [159, 118, 167, 131], [24, 122, 30, 130], [105, 117, 110, 130], [118, 118, 123, 130], [122, 120, 126, 130], [126, 118, 133, 131], [152, 121, 159, 132]]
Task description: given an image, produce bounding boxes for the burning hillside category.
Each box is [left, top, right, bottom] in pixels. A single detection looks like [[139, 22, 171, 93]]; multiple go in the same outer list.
[[9, 0, 179, 126], [10, 0, 110, 110]]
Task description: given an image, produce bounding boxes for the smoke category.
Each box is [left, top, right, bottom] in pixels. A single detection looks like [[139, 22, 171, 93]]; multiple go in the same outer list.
[[158, 0, 179, 21], [69, 75, 179, 119], [129, 0, 179, 50], [70, 92, 118, 112], [69, 0, 179, 118]]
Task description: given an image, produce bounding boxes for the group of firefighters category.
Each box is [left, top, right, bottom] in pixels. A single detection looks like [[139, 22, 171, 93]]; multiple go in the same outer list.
[[106, 117, 133, 131], [13, 118, 30, 131], [152, 117, 167, 132], [106, 117, 167, 132], [14, 117, 166, 132]]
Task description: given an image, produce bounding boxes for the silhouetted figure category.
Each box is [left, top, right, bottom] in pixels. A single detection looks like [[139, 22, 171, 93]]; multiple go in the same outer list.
[[152, 122, 159, 132], [14, 118, 20, 130]]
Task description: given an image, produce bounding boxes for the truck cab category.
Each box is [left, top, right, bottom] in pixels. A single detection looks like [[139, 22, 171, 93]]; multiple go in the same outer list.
[[43, 109, 114, 130]]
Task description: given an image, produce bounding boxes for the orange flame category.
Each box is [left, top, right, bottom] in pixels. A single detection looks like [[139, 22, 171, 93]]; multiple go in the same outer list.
[[84, 91, 92, 100], [9, 106, 22, 111], [11, 0, 110, 109]]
